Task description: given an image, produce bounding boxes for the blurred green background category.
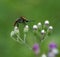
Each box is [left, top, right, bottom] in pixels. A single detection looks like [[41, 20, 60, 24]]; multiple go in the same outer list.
[[0, 0, 60, 57]]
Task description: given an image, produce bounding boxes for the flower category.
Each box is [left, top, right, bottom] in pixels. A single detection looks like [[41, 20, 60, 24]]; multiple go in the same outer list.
[[24, 25, 29, 32], [14, 26, 19, 34], [44, 20, 49, 29], [48, 26, 53, 30], [49, 42, 57, 49], [41, 30, 45, 35], [32, 43, 40, 55], [37, 22, 42, 28], [49, 42, 59, 55], [33, 25, 38, 30], [44, 20, 49, 25]]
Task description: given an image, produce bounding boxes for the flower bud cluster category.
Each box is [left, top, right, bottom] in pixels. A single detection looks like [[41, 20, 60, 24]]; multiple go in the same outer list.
[[10, 20, 59, 57], [32, 20, 53, 43]]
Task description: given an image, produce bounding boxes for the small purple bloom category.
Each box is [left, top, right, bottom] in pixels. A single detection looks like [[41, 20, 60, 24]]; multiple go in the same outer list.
[[32, 43, 40, 55], [49, 42, 57, 49]]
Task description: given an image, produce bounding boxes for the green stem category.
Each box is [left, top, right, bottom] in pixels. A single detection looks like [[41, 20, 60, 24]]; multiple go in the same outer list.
[[17, 34, 32, 50], [24, 33, 26, 43], [40, 30, 49, 44]]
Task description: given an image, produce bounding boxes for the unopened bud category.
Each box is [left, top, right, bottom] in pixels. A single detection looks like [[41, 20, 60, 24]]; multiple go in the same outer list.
[[14, 26, 19, 34], [48, 26, 53, 30], [33, 25, 38, 30], [41, 30, 45, 35], [24, 25, 29, 32], [25, 25, 29, 28], [44, 20, 49, 25], [37, 22, 41, 28], [14, 26, 18, 30]]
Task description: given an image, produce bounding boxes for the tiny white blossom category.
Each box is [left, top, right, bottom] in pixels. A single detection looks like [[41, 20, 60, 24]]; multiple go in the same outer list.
[[41, 30, 45, 34], [52, 48, 59, 55], [14, 26, 19, 34], [49, 26, 53, 30], [33, 25, 38, 30], [41, 54, 47, 57], [37, 22, 41, 28], [10, 31, 15, 37], [37, 22, 41, 26], [24, 25, 29, 32], [14, 26, 18, 30], [44, 20, 49, 25], [25, 25, 29, 28]]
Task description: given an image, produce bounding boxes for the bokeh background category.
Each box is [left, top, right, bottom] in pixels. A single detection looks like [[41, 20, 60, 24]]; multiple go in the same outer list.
[[0, 0, 60, 57]]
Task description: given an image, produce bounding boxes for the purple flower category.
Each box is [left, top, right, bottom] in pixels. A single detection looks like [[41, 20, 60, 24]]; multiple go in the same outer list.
[[49, 42, 57, 49], [48, 42, 59, 56], [32, 43, 40, 55]]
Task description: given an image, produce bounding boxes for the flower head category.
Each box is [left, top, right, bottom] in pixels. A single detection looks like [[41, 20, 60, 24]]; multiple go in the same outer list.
[[32, 43, 40, 55], [41, 30, 46, 35], [49, 42, 57, 49], [37, 22, 41, 28], [49, 42, 59, 55], [24, 25, 29, 32], [44, 20, 49, 25], [33, 25, 38, 30], [14, 26, 19, 34], [48, 26, 53, 30]]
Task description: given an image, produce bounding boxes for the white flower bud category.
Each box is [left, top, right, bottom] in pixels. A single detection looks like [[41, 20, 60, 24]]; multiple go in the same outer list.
[[25, 25, 29, 28], [45, 20, 49, 25], [24, 25, 29, 32], [14, 26, 18, 30], [10, 31, 15, 37], [14, 26, 19, 34], [49, 26, 53, 30], [41, 54, 47, 57], [41, 30, 45, 34], [37, 22, 41, 26], [33, 25, 38, 30], [37, 22, 41, 28], [52, 48, 59, 55]]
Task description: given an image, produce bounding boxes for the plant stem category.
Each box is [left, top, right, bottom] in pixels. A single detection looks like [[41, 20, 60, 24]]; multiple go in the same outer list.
[[24, 33, 26, 43], [17, 34, 32, 50]]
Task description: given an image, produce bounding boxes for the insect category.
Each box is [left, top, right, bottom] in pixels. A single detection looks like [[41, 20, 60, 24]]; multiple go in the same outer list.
[[14, 16, 31, 27]]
